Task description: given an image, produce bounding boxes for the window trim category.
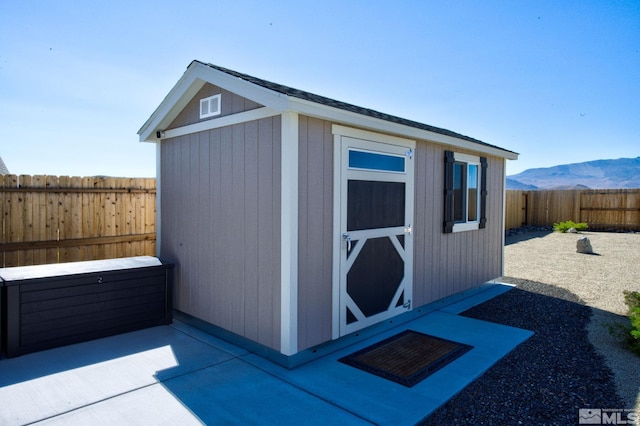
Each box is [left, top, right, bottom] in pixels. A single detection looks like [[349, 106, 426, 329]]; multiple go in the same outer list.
[[444, 151, 487, 233], [199, 94, 221, 119]]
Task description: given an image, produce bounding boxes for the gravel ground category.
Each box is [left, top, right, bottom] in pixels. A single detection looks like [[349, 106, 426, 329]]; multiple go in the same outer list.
[[421, 231, 640, 425], [505, 231, 640, 410]]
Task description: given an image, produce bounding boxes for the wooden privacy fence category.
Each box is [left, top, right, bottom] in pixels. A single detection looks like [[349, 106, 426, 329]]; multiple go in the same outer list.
[[3, 176, 637, 267], [505, 189, 640, 231], [1, 175, 156, 268]]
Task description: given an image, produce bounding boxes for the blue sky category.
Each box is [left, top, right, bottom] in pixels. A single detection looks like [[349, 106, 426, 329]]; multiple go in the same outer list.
[[1, 0, 638, 177]]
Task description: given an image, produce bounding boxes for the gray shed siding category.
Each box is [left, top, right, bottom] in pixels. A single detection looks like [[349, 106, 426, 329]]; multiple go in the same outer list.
[[297, 116, 334, 350], [295, 118, 505, 351], [413, 144, 504, 305], [169, 83, 263, 129], [160, 117, 282, 350]]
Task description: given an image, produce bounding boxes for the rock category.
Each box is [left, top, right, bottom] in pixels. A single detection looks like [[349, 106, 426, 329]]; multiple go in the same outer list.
[[576, 236, 593, 254], [567, 228, 577, 233]]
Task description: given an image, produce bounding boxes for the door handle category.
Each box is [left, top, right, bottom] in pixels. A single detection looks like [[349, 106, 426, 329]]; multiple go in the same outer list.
[[342, 233, 351, 252]]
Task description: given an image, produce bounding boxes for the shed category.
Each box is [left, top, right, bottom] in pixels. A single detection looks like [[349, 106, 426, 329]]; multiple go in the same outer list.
[[138, 60, 518, 367]]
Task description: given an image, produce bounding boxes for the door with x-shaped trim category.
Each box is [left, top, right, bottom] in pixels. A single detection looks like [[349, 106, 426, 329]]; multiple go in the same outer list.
[[337, 135, 414, 336]]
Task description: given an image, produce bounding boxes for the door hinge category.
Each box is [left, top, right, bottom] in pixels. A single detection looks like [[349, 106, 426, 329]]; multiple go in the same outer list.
[[342, 233, 351, 252]]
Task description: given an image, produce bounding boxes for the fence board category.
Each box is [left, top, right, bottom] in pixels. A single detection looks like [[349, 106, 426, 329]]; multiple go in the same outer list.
[[0, 174, 156, 267], [3, 176, 637, 266], [70, 176, 83, 262], [504, 190, 525, 230], [33, 175, 47, 264], [505, 189, 640, 231]]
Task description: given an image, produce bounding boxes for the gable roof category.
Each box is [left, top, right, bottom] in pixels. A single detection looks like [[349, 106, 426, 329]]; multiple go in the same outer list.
[[139, 60, 518, 160]]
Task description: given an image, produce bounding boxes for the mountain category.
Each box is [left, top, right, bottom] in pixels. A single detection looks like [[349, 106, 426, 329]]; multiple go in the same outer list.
[[507, 157, 640, 190], [505, 178, 539, 190]]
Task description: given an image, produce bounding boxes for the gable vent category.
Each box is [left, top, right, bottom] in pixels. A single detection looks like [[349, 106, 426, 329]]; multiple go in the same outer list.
[[200, 94, 221, 119]]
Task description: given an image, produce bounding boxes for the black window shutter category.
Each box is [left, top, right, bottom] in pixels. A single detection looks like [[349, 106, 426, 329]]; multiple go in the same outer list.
[[443, 150, 455, 233], [479, 156, 488, 229]]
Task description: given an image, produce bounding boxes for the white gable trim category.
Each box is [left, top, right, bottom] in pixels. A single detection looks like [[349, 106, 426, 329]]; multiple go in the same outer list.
[[160, 107, 279, 140], [139, 62, 289, 142], [139, 61, 518, 160], [185, 63, 290, 111], [138, 72, 206, 142]]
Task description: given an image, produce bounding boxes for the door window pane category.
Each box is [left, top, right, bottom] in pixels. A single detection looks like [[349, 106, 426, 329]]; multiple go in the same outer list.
[[349, 149, 405, 173]]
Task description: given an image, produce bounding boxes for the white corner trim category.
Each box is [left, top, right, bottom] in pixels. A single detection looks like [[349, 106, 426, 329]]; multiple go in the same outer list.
[[161, 107, 279, 140], [155, 143, 162, 257], [280, 111, 299, 356], [331, 133, 342, 340], [501, 158, 507, 276]]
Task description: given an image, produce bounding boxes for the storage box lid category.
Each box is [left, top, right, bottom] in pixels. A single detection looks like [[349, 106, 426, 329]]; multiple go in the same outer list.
[[0, 256, 165, 282]]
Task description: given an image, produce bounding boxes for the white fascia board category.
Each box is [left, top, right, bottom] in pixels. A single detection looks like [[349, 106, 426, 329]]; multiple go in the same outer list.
[[189, 63, 290, 111], [287, 97, 519, 160], [138, 62, 289, 143], [140, 61, 518, 160], [138, 72, 206, 142]]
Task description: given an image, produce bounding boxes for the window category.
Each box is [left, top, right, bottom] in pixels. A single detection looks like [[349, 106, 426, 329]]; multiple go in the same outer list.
[[444, 151, 487, 233], [348, 149, 406, 173], [199, 94, 221, 119]]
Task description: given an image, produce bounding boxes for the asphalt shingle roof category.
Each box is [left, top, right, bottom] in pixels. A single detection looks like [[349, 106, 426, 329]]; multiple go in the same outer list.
[[196, 60, 516, 155]]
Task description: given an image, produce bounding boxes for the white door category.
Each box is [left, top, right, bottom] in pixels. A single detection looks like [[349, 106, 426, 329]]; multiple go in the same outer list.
[[336, 135, 415, 336]]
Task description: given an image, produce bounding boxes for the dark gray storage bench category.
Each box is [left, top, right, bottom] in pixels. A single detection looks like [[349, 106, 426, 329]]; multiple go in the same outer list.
[[0, 256, 173, 358]]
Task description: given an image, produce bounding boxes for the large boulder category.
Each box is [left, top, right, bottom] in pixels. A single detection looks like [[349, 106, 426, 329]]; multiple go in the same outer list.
[[576, 236, 593, 254]]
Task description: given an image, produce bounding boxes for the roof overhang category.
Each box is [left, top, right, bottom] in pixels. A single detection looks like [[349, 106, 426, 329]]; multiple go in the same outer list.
[[138, 61, 518, 160], [285, 96, 519, 160]]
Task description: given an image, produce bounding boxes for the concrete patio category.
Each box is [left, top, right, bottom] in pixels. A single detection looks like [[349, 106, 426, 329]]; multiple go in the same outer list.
[[0, 283, 533, 425]]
